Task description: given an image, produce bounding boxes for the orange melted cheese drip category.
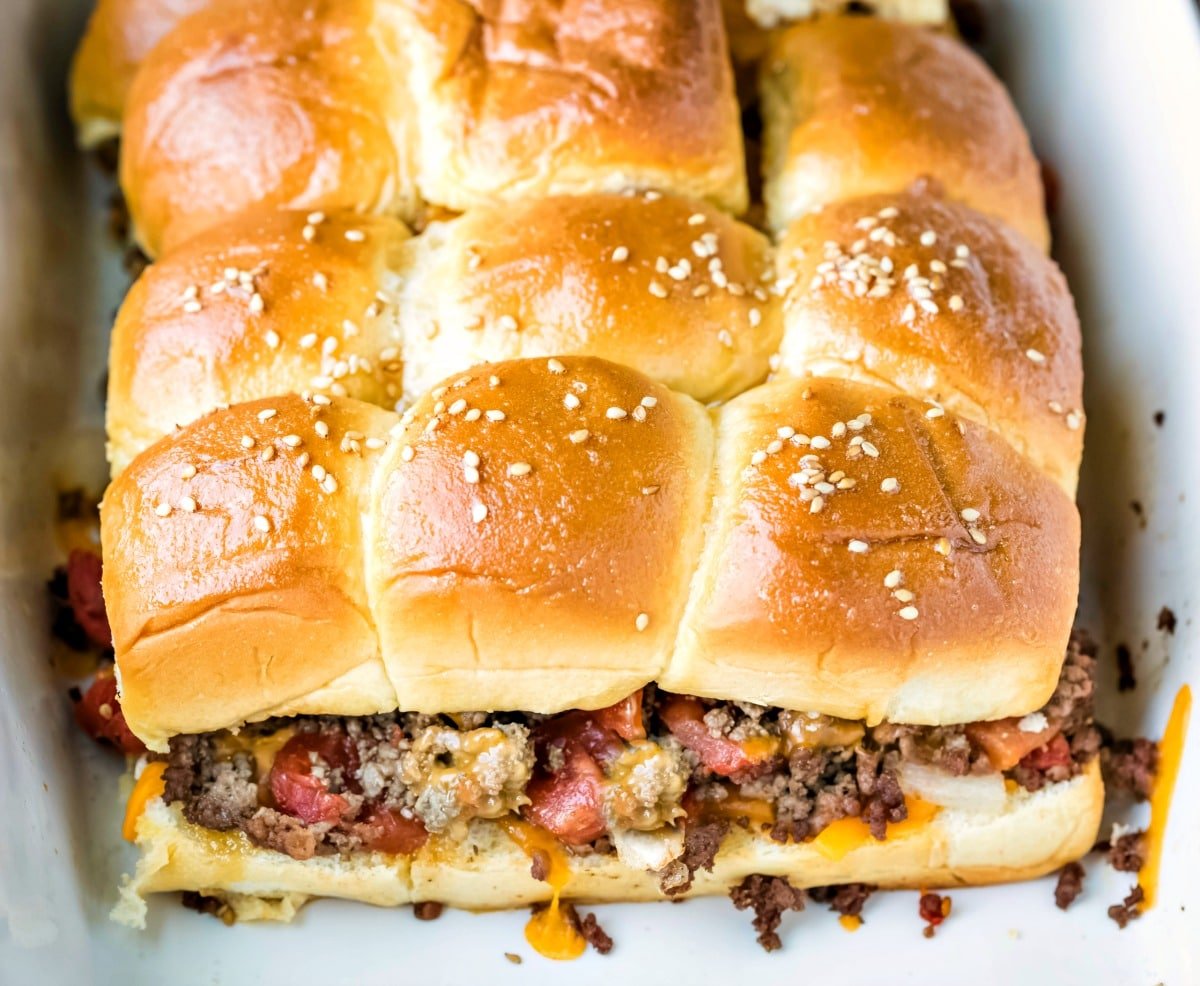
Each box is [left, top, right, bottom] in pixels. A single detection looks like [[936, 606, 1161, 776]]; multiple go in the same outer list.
[[122, 761, 167, 841], [811, 797, 940, 861], [838, 914, 862, 932], [1139, 684, 1191, 910], [497, 818, 586, 961]]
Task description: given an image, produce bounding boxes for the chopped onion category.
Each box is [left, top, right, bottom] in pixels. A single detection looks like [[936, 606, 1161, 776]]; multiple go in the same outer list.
[[610, 825, 685, 872], [899, 762, 1007, 814]]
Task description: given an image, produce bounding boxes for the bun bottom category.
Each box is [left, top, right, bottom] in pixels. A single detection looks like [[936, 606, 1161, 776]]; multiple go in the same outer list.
[[113, 761, 1101, 927]]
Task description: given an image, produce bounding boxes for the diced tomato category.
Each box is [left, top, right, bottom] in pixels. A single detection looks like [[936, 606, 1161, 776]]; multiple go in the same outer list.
[[523, 743, 607, 846], [356, 805, 428, 855], [66, 550, 111, 648], [659, 695, 772, 778], [72, 668, 146, 755], [592, 690, 646, 741], [270, 730, 359, 825], [965, 717, 1060, 771], [1019, 733, 1072, 771]]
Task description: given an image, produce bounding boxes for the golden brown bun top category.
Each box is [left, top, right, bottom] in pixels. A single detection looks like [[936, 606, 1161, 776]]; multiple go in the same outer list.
[[106, 210, 410, 475], [105, 193, 778, 471], [104, 394, 397, 740], [666, 374, 1081, 723], [69, 0, 206, 145], [405, 0, 747, 215], [761, 17, 1048, 248], [775, 189, 1083, 493], [120, 0, 403, 256], [398, 191, 777, 402]]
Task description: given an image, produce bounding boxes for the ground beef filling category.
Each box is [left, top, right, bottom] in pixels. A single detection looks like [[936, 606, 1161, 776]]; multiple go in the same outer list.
[[160, 634, 1102, 866]]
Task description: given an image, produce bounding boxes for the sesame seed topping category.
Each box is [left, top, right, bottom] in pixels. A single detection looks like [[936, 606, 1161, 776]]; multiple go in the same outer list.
[[257, 409, 277, 421], [260, 446, 275, 462], [934, 537, 952, 556], [648, 281, 668, 299], [314, 421, 330, 438], [569, 429, 590, 444], [180, 464, 197, 479], [809, 495, 825, 514], [848, 539, 869, 554], [893, 588, 915, 603], [282, 434, 302, 448], [897, 606, 919, 621], [179, 496, 197, 513], [563, 393, 581, 410], [471, 501, 488, 524], [810, 435, 831, 450], [253, 515, 271, 533], [632, 406, 647, 422], [925, 406, 945, 419], [464, 408, 482, 422], [547, 359, 566, 374], [960, 507, 981, 523], [344, 229, 365, 243], [920, 231, 938, 247], [508, 462, 532, 477], [485, 409, 506, 422], [299, 333, 318, 350], [312, 464, 327, 482], [948, 295, 964, 312], [154, 502, 172, 517], [881, 477, 900, 493], [463, 451, 480, 469], [642, 485, 660, 496], [297, 452, 311, 468], [751, 451, 767, 466], [321, 474, 338, 494], [1025, 348, 1046, 364], [635, 612, 650, 632], [969, 528, 988, 545], [401, 445, 414, 461], [611, 245, 629, 263], [448, 398, 467, 415], [464, 467, 480, 485], [249, 292, 264, 314], [688, 213, 707, 226], [884, 569, 903, 589], [497, 314, 519, 332], [240, 435, 255, 449], [182, 300, 202, 314], [606, 406, 628, 420]]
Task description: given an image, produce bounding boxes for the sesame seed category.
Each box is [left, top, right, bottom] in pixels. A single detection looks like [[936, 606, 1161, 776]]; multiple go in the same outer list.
[[920, 230, 938, 247], [960, 507, 981, 523], [312, 464, 327, 482], [400, 444, 415, 462], [471, 501, 488, 524], [302, 224, 316, 242], [297, 452, 311, 468], [810, 495, 825, 514], [253, 515, 271, 533], [485, 409, 506, 422], [249, 292, 264, 314], [810, 435, 831, 450], [766, 439, 783, 454], [312, 393, 332, 406], [748, 308, 762, 327], [718, 329, 734, 348], [897, 606, 919, 621], [180, 464, 197, 479], [606, 407, 627, 420], [1066, 410, 1083, 431], [611, 245, 629, 263], [948, 295, 964, 312], [154, 502, 172, 517], [777, 426, 795, 440], [547, 359, 566, 374], [831, 422, 847, 439], [497, 314, 519, 332], [641, 485, 660, 496], [464, 408, 482, 422], [179, 496, 197, 513], [260, 446, 275, 462], [563, 393, 581, 410], [299, 333, 318, 350], [1025, 348, 1046, 364], [448, 398, 467, 415], [264, 329, 281, 349], [925, 406, 945, 419], [315, 421, 330, 438], [240, 435, 255, 449], [307, 211, 325, 225], [312, 272, 328, 291], [969, 528, 988, 545], [635, 612, 650, 632], [955, 244, 970, 259], [508, 462, 532, 477], [257, 408, 277, 422], [893, 588, 915, 603], [848, 539, 869, 554], [569, 429, 590, 444], [344, 229, 365, 242], [884, 569, 903, 589], [632, 406, 647, 422], [321, 474, 338, 494], [182, 300, 202, 314], [750, 451, 767, 466], [464, 467, 480, 484], [934, 537, 952, 556], [282, 434, 302, 448], [881, 477, 900, 493], [489, 375, 501, 387], [463, 451, 480, 468], [688, 213, 707, 226]]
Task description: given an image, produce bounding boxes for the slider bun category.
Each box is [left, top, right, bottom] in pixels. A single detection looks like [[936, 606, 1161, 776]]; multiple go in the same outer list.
[[119, 0, 408, 256], [404, 0, 747, 216], [115, 760, 1101, 926], [106, 211, 411, 475], [103, 394, 398, 749], [370, 357, 714, 715], [398, 193, 777, 403], [761, 17, 1048, 248], [775, 190, 1083, 494], [69, 0, 206, 147], [664, 375, 1080, 725]]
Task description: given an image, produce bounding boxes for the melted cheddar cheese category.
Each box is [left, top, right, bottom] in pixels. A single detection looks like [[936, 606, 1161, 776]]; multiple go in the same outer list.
[[1140, 684, 1191, 910], [122, 761, 167, 841], [811, 797, 940, 861], [497, 817, 586, 960]]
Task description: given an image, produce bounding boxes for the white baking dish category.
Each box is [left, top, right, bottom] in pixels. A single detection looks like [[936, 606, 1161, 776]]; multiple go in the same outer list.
[[1, 1, 1197, 982]]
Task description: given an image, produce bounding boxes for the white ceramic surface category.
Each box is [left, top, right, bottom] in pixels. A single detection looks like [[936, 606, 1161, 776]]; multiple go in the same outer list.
[[1, 2, 1197, 983]]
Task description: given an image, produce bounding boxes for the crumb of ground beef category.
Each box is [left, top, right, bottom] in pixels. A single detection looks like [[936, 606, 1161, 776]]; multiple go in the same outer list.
[[1054, 862, 1085, 910], [413, 902, 443, 921], [530, 849, 551, 883], [1153, 410, 1165, 427], [1116, 644, 1136, 692], [504, 953, 522, 964], [660, 819, 728, 896], [1107, 885, 1145, 928], [1157, 607, 1177, 634], [730, 875, 806, 952], [1102, 738, 1159, 801], [578, 912, 614, 954], [918, 892, 951, 937], [244, 808, 320, 860], [1108, 831, 1146, 872], [856, 749, 906, 840], [808, 883, 874, 918]]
